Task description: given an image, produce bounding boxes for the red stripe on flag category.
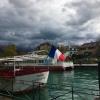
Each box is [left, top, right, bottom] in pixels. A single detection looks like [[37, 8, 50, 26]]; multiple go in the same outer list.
[[58, 54, 65, 61]]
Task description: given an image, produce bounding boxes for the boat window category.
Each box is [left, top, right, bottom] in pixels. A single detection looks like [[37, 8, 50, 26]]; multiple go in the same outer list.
[[32, 60, 35, 63], [39, 60, 43, 63], [34, 60, 36, 63], [39, 60, 41, 63], [36, 60, 39, 63], [29, 60, 32, 63], [42, 60, 44, 63], [27, 61, 30, 63]]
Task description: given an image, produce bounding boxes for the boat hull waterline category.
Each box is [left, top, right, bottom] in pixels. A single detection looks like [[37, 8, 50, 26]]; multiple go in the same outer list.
[[0, 68, 49, 93]]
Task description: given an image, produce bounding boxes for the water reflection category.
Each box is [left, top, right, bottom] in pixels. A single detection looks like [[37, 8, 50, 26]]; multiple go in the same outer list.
[[48, 68, 99, 100], [48, 71, 74, 85], [14, 67, 99, 100]]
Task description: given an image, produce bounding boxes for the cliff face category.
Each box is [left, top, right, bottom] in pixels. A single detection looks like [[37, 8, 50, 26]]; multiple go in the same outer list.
[[33, 42, 51, 55]]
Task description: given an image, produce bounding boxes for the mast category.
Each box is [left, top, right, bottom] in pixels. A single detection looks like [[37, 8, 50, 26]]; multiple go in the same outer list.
[[14, 56, 16, 76]]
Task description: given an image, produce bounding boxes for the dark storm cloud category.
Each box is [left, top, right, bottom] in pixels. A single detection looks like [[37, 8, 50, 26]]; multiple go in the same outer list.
[[0, 0, 100, 47], [39, 30, 61, 40]]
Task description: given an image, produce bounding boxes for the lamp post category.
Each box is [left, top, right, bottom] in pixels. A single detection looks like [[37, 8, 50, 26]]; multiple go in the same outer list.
[[98, 62, 100, 96]]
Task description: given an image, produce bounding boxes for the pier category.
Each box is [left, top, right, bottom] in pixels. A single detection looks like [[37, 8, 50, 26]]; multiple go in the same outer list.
[[74, 63, 98, 67]]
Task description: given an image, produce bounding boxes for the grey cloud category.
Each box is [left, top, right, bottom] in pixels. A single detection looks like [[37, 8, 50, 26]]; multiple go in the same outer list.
[[64, 0, 100, 27], [0, 0, 100, 47]]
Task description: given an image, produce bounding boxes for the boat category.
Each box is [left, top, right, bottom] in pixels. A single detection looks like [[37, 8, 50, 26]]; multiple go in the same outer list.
[[0, 54, 49, 93], [0, 49, 73, 93]]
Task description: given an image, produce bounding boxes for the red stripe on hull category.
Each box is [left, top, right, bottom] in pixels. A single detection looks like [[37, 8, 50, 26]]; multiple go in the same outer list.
[[0, 67, 48, 78], [0, 65, 72, 78], [33, 66, 73, 71], [49, 66, 65, 71]]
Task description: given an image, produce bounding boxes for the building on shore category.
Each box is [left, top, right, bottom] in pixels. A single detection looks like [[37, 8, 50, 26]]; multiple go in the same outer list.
[[78, 41, 100, 57]]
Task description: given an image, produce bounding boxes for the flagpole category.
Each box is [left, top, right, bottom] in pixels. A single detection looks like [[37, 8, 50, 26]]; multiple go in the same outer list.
[[14, 56, 15, 76], [45, 46, 51, 65]]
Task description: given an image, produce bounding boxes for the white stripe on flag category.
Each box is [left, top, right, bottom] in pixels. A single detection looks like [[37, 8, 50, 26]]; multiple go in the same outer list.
[[54, 49, 62, 60]]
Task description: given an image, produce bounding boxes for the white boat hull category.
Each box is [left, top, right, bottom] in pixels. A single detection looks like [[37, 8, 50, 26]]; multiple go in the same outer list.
[[0, 71, 49, 93]]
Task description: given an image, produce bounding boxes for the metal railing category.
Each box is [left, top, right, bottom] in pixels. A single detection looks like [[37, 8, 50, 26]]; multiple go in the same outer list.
[[0, 81, 99, 100]]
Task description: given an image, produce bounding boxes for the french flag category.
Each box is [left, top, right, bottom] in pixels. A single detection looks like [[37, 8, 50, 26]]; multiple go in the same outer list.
[[48, 46, 65, 61]]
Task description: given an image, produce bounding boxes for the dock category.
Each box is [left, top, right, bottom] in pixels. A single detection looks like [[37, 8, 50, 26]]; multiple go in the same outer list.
[[74, 63, 98, 67]]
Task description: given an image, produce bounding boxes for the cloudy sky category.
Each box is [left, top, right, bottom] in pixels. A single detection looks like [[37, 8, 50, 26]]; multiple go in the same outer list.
[[0, 0, 100, 48]]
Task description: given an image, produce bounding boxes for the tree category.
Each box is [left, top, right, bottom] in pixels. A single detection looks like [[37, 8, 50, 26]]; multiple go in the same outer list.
[[3, 44, 17, 57]]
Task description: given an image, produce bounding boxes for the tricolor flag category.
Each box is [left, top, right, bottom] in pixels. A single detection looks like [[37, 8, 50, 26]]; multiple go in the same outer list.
[[48, 46, 65, 61]]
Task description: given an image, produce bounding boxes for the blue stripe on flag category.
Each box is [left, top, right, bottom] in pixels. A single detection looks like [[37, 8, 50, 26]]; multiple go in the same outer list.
[[48, 46, 56, 58]]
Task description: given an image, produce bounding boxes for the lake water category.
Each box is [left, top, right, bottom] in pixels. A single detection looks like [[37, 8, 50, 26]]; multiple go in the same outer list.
[[15, 67, 99, 100]]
